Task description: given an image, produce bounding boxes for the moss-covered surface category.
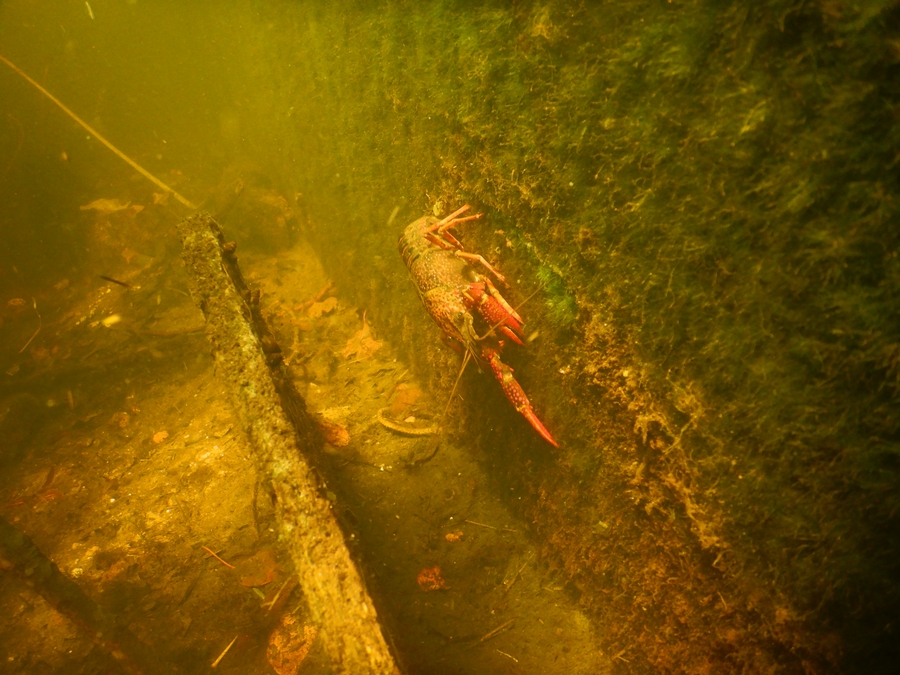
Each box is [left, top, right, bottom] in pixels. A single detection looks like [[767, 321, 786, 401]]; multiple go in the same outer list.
[[234, 1, 900, 672]]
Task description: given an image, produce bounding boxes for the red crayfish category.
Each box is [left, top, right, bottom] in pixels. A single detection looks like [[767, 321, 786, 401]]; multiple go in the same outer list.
[[399, 204, 558, 447]]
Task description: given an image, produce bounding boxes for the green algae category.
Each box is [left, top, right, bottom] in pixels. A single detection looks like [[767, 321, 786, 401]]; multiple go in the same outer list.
[[233, 1, 900, 672]]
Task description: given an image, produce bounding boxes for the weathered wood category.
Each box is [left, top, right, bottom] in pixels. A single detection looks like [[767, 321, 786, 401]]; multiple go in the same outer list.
[[0, 515, 163, 675], [177, 212, 400, 675]]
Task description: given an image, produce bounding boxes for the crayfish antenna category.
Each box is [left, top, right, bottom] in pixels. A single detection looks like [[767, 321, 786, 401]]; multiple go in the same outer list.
[[435, 204, 470, 227]]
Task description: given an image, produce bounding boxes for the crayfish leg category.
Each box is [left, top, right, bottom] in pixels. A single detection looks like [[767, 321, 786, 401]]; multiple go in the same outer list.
[[440, 333, 465, 355], [483, 277, 523, 323], [433, 204, 471, 227], [463, 282, 525, 344], [455, 251, 507, 284]]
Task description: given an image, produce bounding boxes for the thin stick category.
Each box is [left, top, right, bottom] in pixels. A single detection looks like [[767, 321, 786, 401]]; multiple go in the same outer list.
[[201, 545, 235, 569], [18, 298, 41, 354], [465, 519, 497, 530], [464, 519, 518, 533], [211, 635, 238, 668], [421, 350, 472, 454], [503, 552, 533, 594], [0, 53, 197, 209], [496, 649, 519, 663], [261, 577, 291, 613], [439, 349, 472, 425], [479, 619, 514, 643]]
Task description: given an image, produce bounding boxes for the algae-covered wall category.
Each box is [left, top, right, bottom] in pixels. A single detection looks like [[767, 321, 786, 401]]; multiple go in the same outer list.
[[244, 1, 900, 672]]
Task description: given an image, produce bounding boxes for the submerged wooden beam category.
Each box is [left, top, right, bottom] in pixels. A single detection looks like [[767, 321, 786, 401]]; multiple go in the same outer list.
[[0, 515, 164, 675], [177, 213, 400, 675]]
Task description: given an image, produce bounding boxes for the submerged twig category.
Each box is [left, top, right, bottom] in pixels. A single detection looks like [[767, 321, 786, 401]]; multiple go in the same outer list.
[[18, 298, 41, 354], [0, 53, 196, 209], [211, 635, 238, 668], [100, 275, 132, 288], [262, 577, 292, 613], [496, 649, 519, 663], [503, 552, 534, 594], [479, 619, 514, 643], [201, 545, 235, 569], [464, 519, 518, 533]]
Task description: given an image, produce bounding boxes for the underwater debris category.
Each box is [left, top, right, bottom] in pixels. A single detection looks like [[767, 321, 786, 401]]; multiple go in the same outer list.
[[267, 615, 317, 675], [201, 545, 235, 570], [79, 198, 132, 213], [179, 212, 396, 673], [239, 548, 280, 587], [0, 54, 196, 208], [376, 408, 437, 436], [211, 635, 238, 669], [341, 311, 383, 361], [16, 297, 41, 353], [416, 566, 448, 592], [100, 275, 132, 288], [307, 296, 338, 318], [317, 417, 350, 447], [479, 619, 514, 644]]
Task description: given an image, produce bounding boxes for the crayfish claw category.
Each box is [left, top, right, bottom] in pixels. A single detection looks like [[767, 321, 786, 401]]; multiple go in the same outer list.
[[484, 348, 559, 448], [499, 326, 525, 345], [521, 408, 561, 448]]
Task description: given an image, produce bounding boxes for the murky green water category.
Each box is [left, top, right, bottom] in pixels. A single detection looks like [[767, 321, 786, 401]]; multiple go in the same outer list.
[[2, 1, 899, 674]]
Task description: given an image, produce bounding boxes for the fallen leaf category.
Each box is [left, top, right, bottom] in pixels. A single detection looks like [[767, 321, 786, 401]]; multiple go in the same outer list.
[[416, 566, 448, 592], [239, 549, 280, 587], [7, 298, 26, 307], [267, 614, 317, 675], [307, 296, 338, 318], [444, 531, 464, 542], [152, 192, 170, 205], [152, 431, 169, 444], [341, 312, 382, 361], [317, 419, 350, 447], [79, 198, 132, 213], [53, 279, 70, 291]]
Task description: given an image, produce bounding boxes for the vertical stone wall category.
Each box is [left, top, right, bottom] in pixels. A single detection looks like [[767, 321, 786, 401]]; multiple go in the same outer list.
[[241, 2, 900, 672]]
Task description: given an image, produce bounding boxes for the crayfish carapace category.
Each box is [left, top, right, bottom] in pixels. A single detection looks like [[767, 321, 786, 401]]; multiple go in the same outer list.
[[399, 204, 558, 447]]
